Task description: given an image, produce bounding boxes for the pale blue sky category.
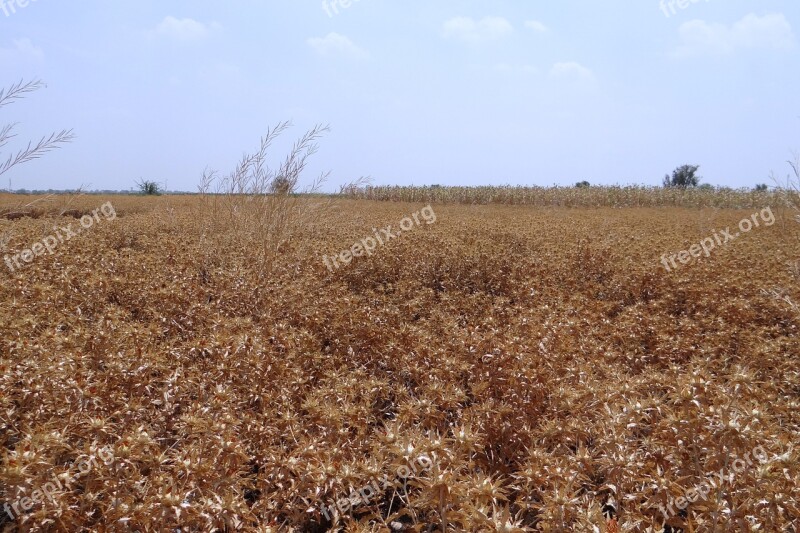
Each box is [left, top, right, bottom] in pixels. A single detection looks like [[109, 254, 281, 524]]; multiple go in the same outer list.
[[1, 1, 798, 191]]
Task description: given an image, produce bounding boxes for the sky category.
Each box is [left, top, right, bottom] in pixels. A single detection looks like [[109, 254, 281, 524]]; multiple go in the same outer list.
[[0, 0, 799, 192]]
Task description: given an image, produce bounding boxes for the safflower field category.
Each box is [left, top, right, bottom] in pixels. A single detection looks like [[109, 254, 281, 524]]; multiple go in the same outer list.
[[0, 190, 798, 532]]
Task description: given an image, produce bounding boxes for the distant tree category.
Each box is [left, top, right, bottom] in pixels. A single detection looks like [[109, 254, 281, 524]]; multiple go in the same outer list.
[[663, 165, 701, 188], [575, 180, 591, 188], [136, 179, 162, 195], [698, 183, 714, 190], [755, 183, 769, 191]]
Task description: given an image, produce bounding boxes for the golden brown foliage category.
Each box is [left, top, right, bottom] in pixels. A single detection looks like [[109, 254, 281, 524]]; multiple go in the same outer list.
[[0, 196, 798, 532]]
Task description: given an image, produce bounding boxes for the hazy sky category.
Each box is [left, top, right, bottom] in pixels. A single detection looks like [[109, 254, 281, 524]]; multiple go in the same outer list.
[[1, 1, 799, 192]]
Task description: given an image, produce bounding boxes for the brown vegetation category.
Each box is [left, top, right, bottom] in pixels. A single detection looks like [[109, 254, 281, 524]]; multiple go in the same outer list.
[[0, 195, 798, 531]]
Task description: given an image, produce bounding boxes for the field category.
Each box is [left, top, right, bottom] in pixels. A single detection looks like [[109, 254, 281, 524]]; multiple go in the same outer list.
[[1, 193, 799, 532]]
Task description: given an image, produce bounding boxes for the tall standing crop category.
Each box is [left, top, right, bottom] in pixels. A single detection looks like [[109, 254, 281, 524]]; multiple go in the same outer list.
[[343, 184, 769, 209]]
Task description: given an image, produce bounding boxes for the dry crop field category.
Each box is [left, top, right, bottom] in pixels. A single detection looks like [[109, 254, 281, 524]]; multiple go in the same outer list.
[[0, 193, 799, 532]]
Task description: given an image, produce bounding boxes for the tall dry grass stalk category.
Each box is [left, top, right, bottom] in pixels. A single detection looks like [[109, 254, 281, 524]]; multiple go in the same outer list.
[[0, 79, 75, 180], [782, 152, 800, 219], [195, 123, 371, 281], [765, 153, 800, 313], [196, 122, 334, 278]]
